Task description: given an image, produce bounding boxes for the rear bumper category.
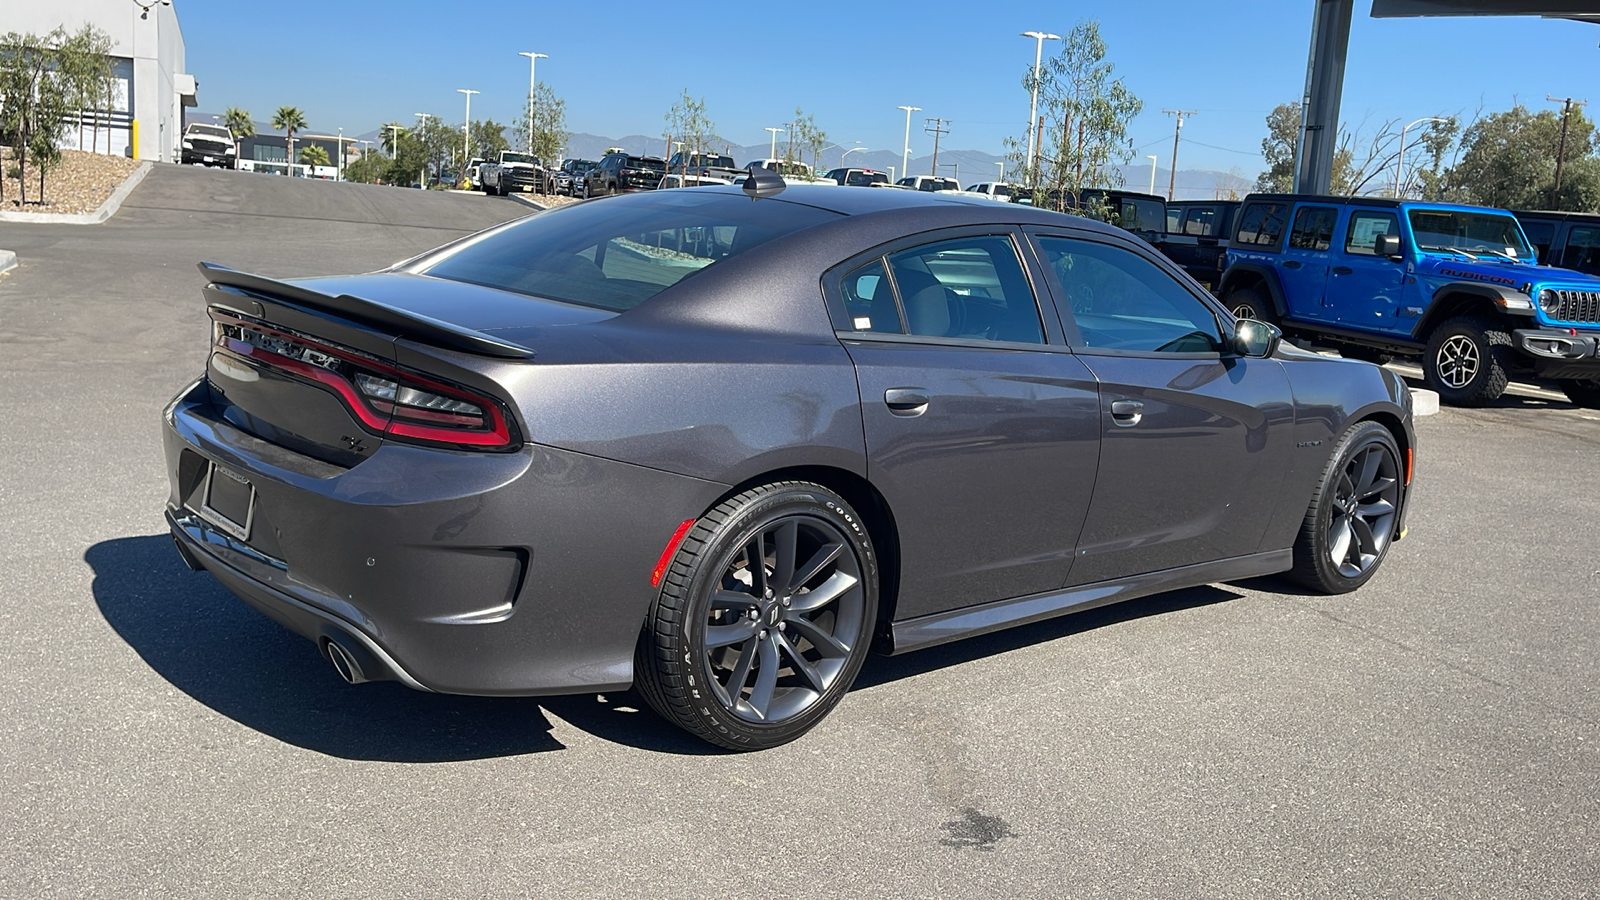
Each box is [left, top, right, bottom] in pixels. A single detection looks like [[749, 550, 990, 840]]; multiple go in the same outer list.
[[162, 379, 726, 696]]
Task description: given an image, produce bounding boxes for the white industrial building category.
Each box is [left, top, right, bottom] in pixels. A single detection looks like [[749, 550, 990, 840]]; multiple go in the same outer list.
[[3, 0, 195, 163]]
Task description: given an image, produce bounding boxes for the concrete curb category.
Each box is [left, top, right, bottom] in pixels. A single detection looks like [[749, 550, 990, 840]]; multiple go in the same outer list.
[[507, 194, 547, 211], [0, 160, 153, 225], [0, 248, 16, 276], [1410, 388, 1440, 417]]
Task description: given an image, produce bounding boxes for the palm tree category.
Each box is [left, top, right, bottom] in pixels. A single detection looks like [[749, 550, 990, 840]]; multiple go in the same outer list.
[[271, 105, 307, 173], [299, 144, 330, 168], [222, 107, 254, 143]]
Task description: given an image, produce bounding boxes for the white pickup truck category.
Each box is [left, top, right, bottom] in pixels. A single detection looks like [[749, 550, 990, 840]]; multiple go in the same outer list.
[[180, 123, 237, 168], [478, 150, 545, 195]]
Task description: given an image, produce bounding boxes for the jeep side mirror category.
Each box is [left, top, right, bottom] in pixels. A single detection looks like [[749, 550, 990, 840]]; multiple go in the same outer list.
[[1233, 318, 1282, 359], [1375, 233, 1403, 258]]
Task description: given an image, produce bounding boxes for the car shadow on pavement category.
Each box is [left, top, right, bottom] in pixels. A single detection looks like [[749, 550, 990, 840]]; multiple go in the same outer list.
[[853, 585, 1241, 690], [88, 535, 565, 763]]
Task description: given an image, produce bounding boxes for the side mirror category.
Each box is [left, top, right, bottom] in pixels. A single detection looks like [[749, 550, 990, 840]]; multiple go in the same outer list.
[[1375, 233, 1403, 259], [1233, 318, 1282, 359]]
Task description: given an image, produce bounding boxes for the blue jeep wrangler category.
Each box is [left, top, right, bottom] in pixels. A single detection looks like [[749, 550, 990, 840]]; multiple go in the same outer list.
[[1220, 193, 1600, 408]]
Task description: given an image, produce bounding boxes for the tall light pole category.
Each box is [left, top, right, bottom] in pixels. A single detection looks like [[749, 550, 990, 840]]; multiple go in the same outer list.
[[386, 123, 402, 159], [1021, 31, 1059, 182], [1395, 116, 1448, 198], [518, 51, 547, 153], [764, 127, 783, 160], [337, 127, 344, 181], [841, 143, 866, 168], [457, 89, 478, 173], [897, 105, 920, 179], [996, 160, 1005, 183], [1147, 155, 1158, 195]]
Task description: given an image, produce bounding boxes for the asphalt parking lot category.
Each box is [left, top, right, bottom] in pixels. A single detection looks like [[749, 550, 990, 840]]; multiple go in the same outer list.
[[1, 165, 1597, 899]]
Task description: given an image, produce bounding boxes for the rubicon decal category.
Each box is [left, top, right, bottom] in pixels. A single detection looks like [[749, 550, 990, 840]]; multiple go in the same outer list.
[[1437, 266, 1518, 287]]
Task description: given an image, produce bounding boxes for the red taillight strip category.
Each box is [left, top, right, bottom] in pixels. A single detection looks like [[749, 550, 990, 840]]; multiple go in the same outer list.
[[211, 311, 516, 450], [651, 519, 697, 587]]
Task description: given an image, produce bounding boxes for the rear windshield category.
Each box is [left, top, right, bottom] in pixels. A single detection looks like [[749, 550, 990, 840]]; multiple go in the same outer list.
[[629, 156, 666, 171], [420, 192, 839, 312], [845, 171, 887, 186]]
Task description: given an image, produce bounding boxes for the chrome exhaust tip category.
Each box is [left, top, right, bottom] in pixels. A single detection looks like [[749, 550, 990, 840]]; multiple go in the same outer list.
[[324, 639, 368, 685]]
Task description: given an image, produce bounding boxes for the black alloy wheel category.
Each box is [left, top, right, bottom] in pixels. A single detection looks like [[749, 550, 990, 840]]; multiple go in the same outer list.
[[1227, 286, 1277, 325], [1562, 378, 1600, 409], [635, 482, 879, 751], [1424, 315, 1511, 406], [1288, 421, 1403, 593]]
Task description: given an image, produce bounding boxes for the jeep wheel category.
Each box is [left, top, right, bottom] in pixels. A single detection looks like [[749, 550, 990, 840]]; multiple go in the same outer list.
[[1227, 287, 1276, 325], [1562, 378, 1600, 409], [1424, 315, 1511, 406]]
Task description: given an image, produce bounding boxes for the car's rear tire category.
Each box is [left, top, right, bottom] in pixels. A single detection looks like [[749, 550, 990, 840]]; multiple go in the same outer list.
[[635, 481, 879, 751], [1423, 315, 1511, 406], [1562, 378, 1600, 409], [1287, 421, 1403, 594], [1227, 286, 1276, 325]]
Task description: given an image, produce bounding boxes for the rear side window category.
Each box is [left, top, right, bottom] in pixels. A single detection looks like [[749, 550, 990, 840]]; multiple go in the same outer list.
[[1344, 210, 1399, 256], [1183, 206, 1218, 236], [1166, 208, 1183, 233], [1564, 226, 1600, 275], [1520, 220, 1555, 262], [1039, 236, 1224, 353], [422, 193, 838, 312], [1288, 206, 1338, 251], [840, 236, 1045, 344], [1235, 202, 1288, 248]]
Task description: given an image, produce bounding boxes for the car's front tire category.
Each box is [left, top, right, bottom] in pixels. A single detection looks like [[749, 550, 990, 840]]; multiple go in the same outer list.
[[1287, 421, 1403, 594], [635, 481, 879, 751], [1424, 315, 1511, 406]]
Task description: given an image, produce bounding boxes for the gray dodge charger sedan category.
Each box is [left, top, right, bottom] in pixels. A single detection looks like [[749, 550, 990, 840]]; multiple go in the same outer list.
[[163, 175, 1416, 750]]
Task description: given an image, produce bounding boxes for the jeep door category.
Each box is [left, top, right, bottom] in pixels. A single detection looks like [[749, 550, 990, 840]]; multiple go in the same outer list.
[[1330, 208, 1411, 332], [1280, 204, 1339, 321], [829, 229, 1102, 621], [1029, 230, 1295, 585]]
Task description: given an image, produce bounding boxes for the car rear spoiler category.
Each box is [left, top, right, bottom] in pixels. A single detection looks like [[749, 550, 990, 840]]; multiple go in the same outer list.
[[196, 262, 534, 360]]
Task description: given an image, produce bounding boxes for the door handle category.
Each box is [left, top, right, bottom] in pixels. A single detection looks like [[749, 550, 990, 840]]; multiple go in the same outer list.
[[1282, 260, 1303, 269], [1110, 399, 1144, 427], [884, 388, 930, 417], [1332, 266, 1353, 275]]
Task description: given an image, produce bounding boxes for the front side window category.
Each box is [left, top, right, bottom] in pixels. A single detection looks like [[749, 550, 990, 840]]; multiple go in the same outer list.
[[1288, 206, 1338, 251], [1344, 210, 1400, 256], [1564, 226, 1600, 274], [1235, 202, 1288, 248], [1183, 206, 1218, 236], [1038, 236, 1224, 354], [847, 236, 1045, 344]]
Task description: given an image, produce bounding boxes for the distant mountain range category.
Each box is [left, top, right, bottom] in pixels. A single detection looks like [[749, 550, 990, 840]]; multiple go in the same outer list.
[[194, 114, 1256, 200]]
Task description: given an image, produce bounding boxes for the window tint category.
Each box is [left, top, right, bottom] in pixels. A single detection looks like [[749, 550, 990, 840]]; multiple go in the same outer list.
[[841, 259, 901, 333], [1520, 220, 1554, 262], [423, 193, 838, 312], [1166, 208, 1183, 233], [1235, 202, 1288, 247], [1564, 226, 1600, 275], [1344, 210, 1400, 256], [1183, 206, 1218, 236], [1038, 236, 1224, 353], [1120, 198, 1165, 232], [882, 236, 1045, 344], [1288, 206, 1338, 251]]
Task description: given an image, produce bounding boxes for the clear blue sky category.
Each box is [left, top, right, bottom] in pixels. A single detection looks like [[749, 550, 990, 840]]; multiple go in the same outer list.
[[180, 0, 1598, 174]]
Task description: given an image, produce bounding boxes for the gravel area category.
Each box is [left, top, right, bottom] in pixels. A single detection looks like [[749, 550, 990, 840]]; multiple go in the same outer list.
[[1, 149, 142, 215]]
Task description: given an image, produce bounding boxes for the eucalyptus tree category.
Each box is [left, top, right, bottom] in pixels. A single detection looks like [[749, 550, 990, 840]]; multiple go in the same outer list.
[[516, 83, 568, 162], [664, 89, 713, 176], [0, 27, 74, 204]]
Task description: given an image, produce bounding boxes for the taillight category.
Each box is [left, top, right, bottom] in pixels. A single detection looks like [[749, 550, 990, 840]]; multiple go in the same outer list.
[[211, 312, 519, 451]]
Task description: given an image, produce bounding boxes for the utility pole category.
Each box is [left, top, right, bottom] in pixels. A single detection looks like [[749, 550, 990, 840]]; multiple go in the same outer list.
[[1547, 95, 1587, 207], [1162, 109, 1197, 201], [924, 117, 950, 176]]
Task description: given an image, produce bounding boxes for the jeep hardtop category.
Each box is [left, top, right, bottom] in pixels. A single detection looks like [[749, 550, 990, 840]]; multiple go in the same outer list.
[[1221, 193, 1600, 407]]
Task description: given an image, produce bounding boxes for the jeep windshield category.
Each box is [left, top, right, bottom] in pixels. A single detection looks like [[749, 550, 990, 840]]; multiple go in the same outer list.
[[501, 153, 535, 164], [1409, 209, 1533, 262], [188, 125, 230, 138]]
